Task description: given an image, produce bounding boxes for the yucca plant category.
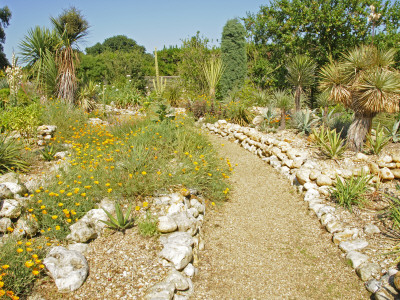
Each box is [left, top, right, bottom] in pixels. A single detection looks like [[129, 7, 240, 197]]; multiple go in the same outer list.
[[203, 55, 225, 101], [366, 123, 391, 155], [313, 126, 346, 159], [0, 134, 29, 174], [331, 173, 372, 212], [153, 48, 166, 100], [101, 202, 134, 233], [319, 45, 400, 152], [286, 54, 317, 112], [293, 109, 319, 134], [270, 89, 293, 130], [78, 81, 97, 112]]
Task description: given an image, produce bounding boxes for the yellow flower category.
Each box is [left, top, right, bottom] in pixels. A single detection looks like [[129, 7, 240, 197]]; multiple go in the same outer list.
[[26, 248, 33, 252], [67, 219, 72, 223], [135, 206, 140, 211], [17, 248, 23, 253], [75, 202, 80, 206], [128, 174, 133, 178], [7, 227, 13, 232], [81, 193, 86, 197], [1, 265, 9, 269], [94, 181, 99, 184], [32, 254, 38, 259], [107, 188, 112, 193], [55, 226, 61, 230], [52, 215, 58, 220], [143, 202, 148, 208], [105, 183, 110, 187], [32, 269, 39, 275], [42, 210, 47, 214], [25, 242, 32, 246], [25, 260, 34, 268], [58, 203, 63, 207], [39, 264, 45, 269], [59, 190, 65, 194], [141, 171, 147, 175], [40, 205, 46, 210], [67, 192, 72, 196], [211, 202, 216, 206]]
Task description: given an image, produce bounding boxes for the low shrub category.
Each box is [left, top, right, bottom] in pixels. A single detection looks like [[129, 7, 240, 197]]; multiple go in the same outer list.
[[330, 174, 372, 212], [366, 124, 391, 155], [386, 119, 400, 143], [292, 109, 318, 135], [0, 103, 42, 137], [137, 211, 158, 237], [0, 134, 30, 174]]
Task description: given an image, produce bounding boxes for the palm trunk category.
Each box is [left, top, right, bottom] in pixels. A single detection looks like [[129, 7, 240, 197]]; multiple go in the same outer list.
[[346, 112, 375, 152], [295, 86, 301, 112], [279, 109, 286, 130]]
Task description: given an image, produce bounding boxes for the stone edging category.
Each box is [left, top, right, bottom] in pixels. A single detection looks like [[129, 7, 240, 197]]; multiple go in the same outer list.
[[204, 120, 400, 299]]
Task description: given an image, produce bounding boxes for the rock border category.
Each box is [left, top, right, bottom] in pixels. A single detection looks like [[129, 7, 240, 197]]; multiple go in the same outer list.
[[204, 120, 400, 299]]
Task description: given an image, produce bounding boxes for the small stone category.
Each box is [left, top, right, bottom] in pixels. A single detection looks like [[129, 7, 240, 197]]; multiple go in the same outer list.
[[333, 228, 359, 244], [346, 251, 369, 269], [158, 216, 178, 233], [13, 216, 39, 237], [392, 169, 400, 179], [43, 247, 88, 293], [316, 205, 335, 219], [0, 185, 13, 200], [356, 262, 381, 281], [292, 158, 304, 169], [379, 167, 394, 181], [316, 174, 333, 187], [170, 212, 197, 235], [67, 243, 89, 254], [183, 263, 196, 278], [364, 224, 380, 235], [380, 154, 393, 163], [168, 203, 186, 215], [160, 232, 194, 248], [187, 207, 199, 218], [356, 152, 369, 161], [341, 169, 353, 179], [339, 239, 368, 252], [365, 279, 382, 293], [144, 282, 175, 300], [309, 170, 321, 181], [325, 221, 343, 233], [296, 169, 311, 185], [159, 244, 193, 270], [1, 182, 28, 196], [369, 162, 380, 175], [318, 186, 330, 197], [0, 172, 20, 184], [165, 269, 189, 291], [393, 153, 400, 163], [320, 213, 337, 227]]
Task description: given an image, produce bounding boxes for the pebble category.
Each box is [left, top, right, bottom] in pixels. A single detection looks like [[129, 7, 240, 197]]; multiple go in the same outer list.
[[339, 239, 369, 252], [346, 251, 369, 269]]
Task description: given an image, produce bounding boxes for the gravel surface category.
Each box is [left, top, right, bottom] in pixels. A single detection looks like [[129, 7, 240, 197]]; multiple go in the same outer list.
[[193, 133, 370, 299]]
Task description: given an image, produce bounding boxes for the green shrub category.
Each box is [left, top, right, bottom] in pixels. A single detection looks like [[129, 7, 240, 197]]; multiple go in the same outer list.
[[366, 124, 391, 155], [0, 103, 42, 137], [329, 110, 353, 139], [313, 126, 346, 159], [223, 100, 254, 126], [104, 83, 142, 108], [386, 119, 400, 143], [137, 211, 158, 237], [0, 134, 30, 174], [101, 202, 134, 233], [330, 174, 372, 212], [39, 144, 58, 161]]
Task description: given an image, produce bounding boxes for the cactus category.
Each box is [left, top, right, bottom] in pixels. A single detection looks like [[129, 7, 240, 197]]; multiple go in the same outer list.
[[152, 48, 166, 99]]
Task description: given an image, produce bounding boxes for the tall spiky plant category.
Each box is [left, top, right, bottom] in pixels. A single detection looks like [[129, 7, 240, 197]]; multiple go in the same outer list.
[[50, 7, 89, 106], [203, 55, 224, 102], [286, 54, 316, 112], [152, 48, 166, 100], [320, 45, 400, 151], [271, 89, 294, 130]]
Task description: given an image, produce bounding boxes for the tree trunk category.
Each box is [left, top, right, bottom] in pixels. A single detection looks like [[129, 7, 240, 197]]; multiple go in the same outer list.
[[295, 86, 301, 112], [346, 113, 375, 152], [279, 109, 286, 130]]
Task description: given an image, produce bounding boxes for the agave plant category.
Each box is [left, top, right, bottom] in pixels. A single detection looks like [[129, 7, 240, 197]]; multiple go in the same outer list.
[[101, 202, 134, 233], [293, 109, 319, 135], [78, 81, 98, 112], [366, 124, 391, 155], [286, 54, 317, 112], [319, 45, 400, 152], [270, 89, 293, 130], [386, 119, 400, 143], [0, 134, 29, 174]]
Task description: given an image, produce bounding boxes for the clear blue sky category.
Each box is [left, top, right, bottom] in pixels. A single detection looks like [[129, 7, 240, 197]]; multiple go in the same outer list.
[[2, 0, 267, 61]]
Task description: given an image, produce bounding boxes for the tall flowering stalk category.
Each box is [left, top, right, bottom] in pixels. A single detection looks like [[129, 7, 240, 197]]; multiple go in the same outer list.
[[5, 53, 23, 106]]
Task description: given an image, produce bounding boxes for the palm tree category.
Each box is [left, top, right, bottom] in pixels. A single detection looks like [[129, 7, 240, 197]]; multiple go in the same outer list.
[[51, 7, 89, 105], [19, 26, 59, 94], [319, 45, 400, 151], [286, 54, 316, 112], [271, 89, 294, 130]]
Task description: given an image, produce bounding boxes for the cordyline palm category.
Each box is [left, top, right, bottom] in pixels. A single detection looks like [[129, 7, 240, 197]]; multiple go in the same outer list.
[[271, 89, 294, 130], [51, 7, 88, 105], [286, 54, 317, 112], [19, 26, 59, 94], [319, 45, 400, 151]]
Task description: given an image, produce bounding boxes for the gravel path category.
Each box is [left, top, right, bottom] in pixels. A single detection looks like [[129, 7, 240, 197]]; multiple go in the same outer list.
[[193, 134, 369, 299]]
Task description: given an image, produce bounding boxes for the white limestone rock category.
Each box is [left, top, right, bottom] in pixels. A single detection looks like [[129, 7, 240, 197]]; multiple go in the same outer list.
[[356, 262, 381, 281], [0, 217, 11, 232], [144, 282, 176, 300], [159, 244, 193, 270], [339, 239, 368, 252], [43, 247, 88, 293], [164, 269, 189, 291], [346, 251, 369, 269], [0, 199, 21, 218], [158, 216, 178, 233], [13, 216, 39, 237], [364, 224, 381, 235], [379, 167, 394, 181], [316, 174, 333, 187]]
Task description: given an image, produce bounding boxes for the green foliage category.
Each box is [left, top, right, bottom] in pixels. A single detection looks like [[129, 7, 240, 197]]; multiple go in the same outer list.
[[39, 144, 57, 161], [153, 103, 175, 122], [331, 174, 372, 212], [78, 80, 98, 112], [203, 55, 224, 99], [220, 19, 247, 97], [387, 183, 400, 230], [0, 134, 29, 174], [156, 46, 181, 76], [101, 202, 134, 232], [223, 99, 254, 126], [137, 211, 158, 237], [178, 32, 213, 95], [165, 83, 182, 106], [85, 35, 146, 55], [0, 103, 42, 137], [0, 236, 46, 297], [103, 83, 142, 108], [313, 126, 346, 159], [293, 109, 319, 135], [386, 118, 400, 143], [153, 48, 167, 99], [366, 124, 391, 154]]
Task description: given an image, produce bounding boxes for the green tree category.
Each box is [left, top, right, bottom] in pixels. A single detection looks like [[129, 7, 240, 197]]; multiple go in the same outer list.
[[85, 35, 146, 55], [271, 89, 293, 130], [157, 46, 181, 76], [51, 6, 89, 104], [319, 45, 400, 151], [219, 19, 247, 98], [286, 54, 316, 112], [0, 6, 11, 69]]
